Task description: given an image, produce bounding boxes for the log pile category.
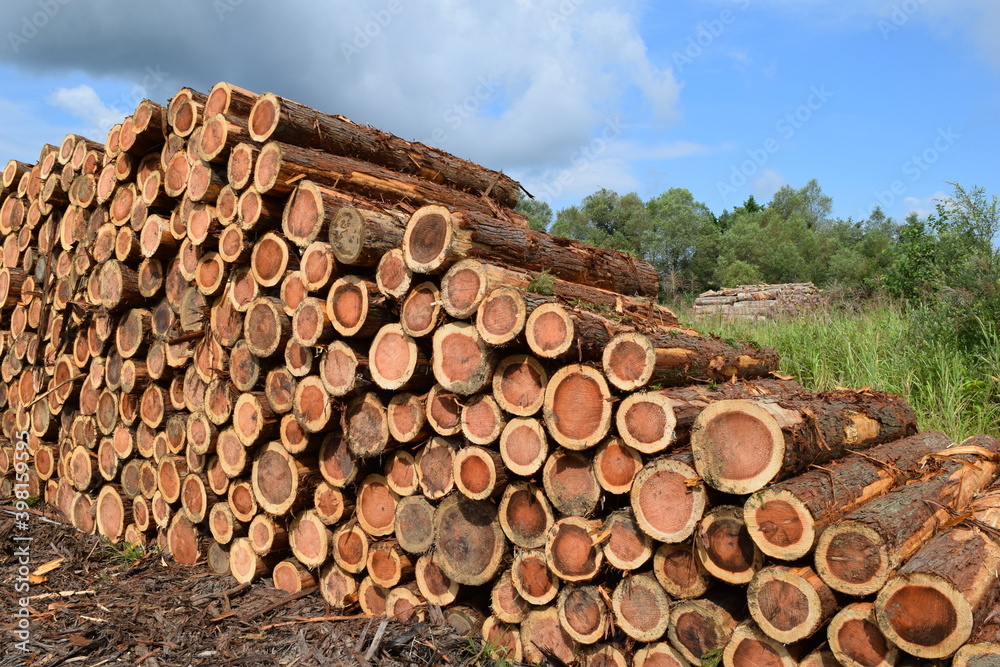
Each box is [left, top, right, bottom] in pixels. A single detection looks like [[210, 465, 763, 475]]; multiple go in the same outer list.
[[692, 282, 822, 320], [3, 82, 999, 666]]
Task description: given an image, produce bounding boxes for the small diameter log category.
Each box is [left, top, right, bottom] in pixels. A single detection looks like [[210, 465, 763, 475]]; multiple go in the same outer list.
[[744, 430, 953, 561], [318, 433, 357, 489], [482, 616, 524, 663], [332, 523, 369, 574], [298, 242, 337, 293], [367, 540, 414, 589], [696, 506, 763, 585], [491, 569, 531, 624], [358, 577, 389, 616], [356, 474, 399, 537], [520, 606, 578, 665], [403, 205, 659, 296], [602, 330, 779, 393], [313, 482, 351, 525], [289, 509, 332, 569], [631, 454, 708, 543], [69, 445, 98, 491], [157, 456, 188, 505], [952, 624, 1000, 667], [71, 492, 96, 534], [499, 417, 549, 477], [272, 558, 317, 594], [815, 435, 1000, 596], [557, 585, 610, 646], [633, 643, 689, 667], [667, 590, 745, 665], [453, 446, 507, 501], [327, 203, 406, 266], [243, 297, 291, 358], [180, 473, 214, 523], [612, 572, 672, 642], [512, 549, 560, 606], [433, 493, 507, 586], [425, 384, 462, 436], [498, 482, 555, 549], [217, 428, 249, 479], [385, 583, 425, 623], [415, 554, 460, 606], [249, 232, 294, 288], [384, 449, 419, 497], [229, 536, 271, 584], [724, 622, 801, 667], [748, 565, 839, 644], [603, 509, 653, 571], [799, 646, 841, 667], [874, 483, 1000, 659], [319, 562, 359, 609], [228, 480, 258, 523], [432, 322, 495, 395], [251, 442, 313, 515], [492, 354, 548, 418], [292, 376, 332, 433], [319, 340, 372, 398], [827, 603, 898, 667], [232, 392, 278, 446], [543, 364, 612, 451], [416, 436, 457, 500], [375, 248, 412, 299], [691, 389, 919, 495], [546, 517, 603, 583], [248, 513, 289, 555], [386, 393, 429, 444], [327, 275, 393, 339], [444, 606, 484, 638], [394, 494, 436, 555], [95, 485, 130, 543], [400, 281, 440, 338], [543, 448, 602, 517], [344, 392, 392, 458], [166, 512, 201, 566], [369, 323, 432, 391], [208, 502, 242, 545], [461, 394, 506, 445], [593, 437, 643, 495]]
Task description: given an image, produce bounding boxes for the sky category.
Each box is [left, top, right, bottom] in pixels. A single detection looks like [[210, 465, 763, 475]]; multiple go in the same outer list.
[[0, 0, 997, 223]]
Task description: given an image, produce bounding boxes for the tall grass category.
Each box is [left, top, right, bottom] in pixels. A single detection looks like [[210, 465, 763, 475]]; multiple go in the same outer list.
[[684, 299, 1000, 441]]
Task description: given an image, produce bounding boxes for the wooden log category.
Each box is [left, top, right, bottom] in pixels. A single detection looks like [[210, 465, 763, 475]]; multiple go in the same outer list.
[[180, 472, 214, 524], [691, 389, 919, 495], [724, 621, 801, 667], [617, 378, 804, 455], [327, 202, 407, 267], [248, 91, 522, 206], [556, 585, 609, 646], [542, 364, 612, 451], [482, 616, 524, 663], [332, 522, 369, 574], [415, 436, 456, 499], [251, 442, 313, 515], [358, 577, 389, 616], [602, 330, 779, 392], [264, 367, 297, 415], [205, 82, 257, 118], [238, 188, 284, 231], [385, 582, 425, 623], [546, 517, 603, 583], [498, 482, 554, 549], [375, 248, 411, 299], [344, 392, 391, 458], [368, 323, 432, 392], [667, 589, 745, 665], [232, 392, 278, 446], [208, 502, 242, 545], [318, 562, 359, 609], [249, 232, 294, 288], [95, 484, 130, 543], [461, 394, 506, 446], [313, 481, 351, 525], [327, 275, 393, 339], [952, 623, 1000, 667], [744, 430, 952, 561], [612, 572, 672, 642], [827, 603, 898, 667], [520, 605, 578, 665], [492, 354, 548, 418], [366, 539, 413, 589], [799, 645, 841, 667], [248, 513, 289, 556], [227, 141, 257, 189], [874, 483, 1000, 659], [403, 205, 659, 296], [415, 554, 460, 606], [696, 505, 763, 585], [289, 509, 332, 569], [228, 536, 270, 583], [748, 565, 839, 644], [292, 376, 332, 433], [543, 448, 601, 517], [499, 417, 549, 477], [272, 558, 317, 594], [166, 512, 201, 566], [633, 643, 690, 667], [452, 446, 506, 501], [631, 453, 708, 543], [511, 549, 560, 606], [433, 493, 507, 586], [68, 444, 98, 491], [317, 432, 356, 489], [228, 479, 258, 523], [394, 494, 436, 555], [602, 508, 653, 571], [383, 449, 418, 497], [491, 569, 530, 624], [593, 437, 643, 495], [386, 393, 429, 444], [243, 296, 291, 357], [356, 474, 399, 537], [815, 435, 1000, 596], [400, 281, 440, 338]]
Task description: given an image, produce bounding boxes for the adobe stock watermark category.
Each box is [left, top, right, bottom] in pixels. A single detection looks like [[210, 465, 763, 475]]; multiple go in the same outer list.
[[214, 0, 243, 21], [104, 66, 169, 125], [854, 126, 960, 219], [672, 0, 751, 73], [11, 429, 33, 653], [340, 0, 405, 63], [537, 116, 627, 200], [546, 0, 585, 30], [8, 0, 74, 54], [717, 84, 833, 203], [425, 75, 502, 147], [877, 0, 927, 40]]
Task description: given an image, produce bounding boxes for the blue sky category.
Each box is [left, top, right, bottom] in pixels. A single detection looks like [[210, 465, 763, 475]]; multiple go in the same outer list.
[[0, 0, 996, 223]]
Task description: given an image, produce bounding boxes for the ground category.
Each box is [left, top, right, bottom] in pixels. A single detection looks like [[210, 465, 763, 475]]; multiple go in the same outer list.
[[0, 504, 493, 667]]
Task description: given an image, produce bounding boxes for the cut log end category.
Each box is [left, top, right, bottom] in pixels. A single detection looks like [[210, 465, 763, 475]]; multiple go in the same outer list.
[[432, 493, 507, 586], [543, 364, 612, 450], [631, 456, 707, 544], [724, 622, 799, 667], [611, 573, 672, 642], [616, 391, 677, 455], [743, 489, 813, 561], [875, 572, 972, 660], [492, 354, 547, 418], [546, 517, 603, 583], [691, 400, 785, 495], [695, 506, 763, 586], [557, 585, 610, 646], [499, 417, 549, 477], [499, 482, 554, 550], [602, 332, 656, 391], [828, 603, 898, 667], [432, 322, 494, 395], [403, 205, 453, 274], [814, 521, 888, 596]]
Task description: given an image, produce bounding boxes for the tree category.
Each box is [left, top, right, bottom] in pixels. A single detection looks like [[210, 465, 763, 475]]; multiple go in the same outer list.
[[515, 198, 554, 232]]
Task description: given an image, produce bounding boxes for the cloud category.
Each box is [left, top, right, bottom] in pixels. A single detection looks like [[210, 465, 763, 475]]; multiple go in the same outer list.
[[903, 190, 948, 218], [47, 84, 124, 136], [753, 168, 787, 200]]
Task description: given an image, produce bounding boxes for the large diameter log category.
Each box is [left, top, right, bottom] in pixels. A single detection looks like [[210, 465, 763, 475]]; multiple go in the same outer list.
[[543, 364, 612, 451], [874, 483, 1000, 659], [815, 435, 1000, 596], [691, 389, 919, 495], [744, 430, 953, 561], [696, 506, 763, 585], [631, 454, 708, 543], [432, 493, 507, 586], [602, 331, 779, 392], [289, 509, 332, 569], [748, 565, 839, 644], [617, 378, 804, 455], [827, 603, 898, 667], [612, 572, 672, 642], [403, 205, 659, 296]]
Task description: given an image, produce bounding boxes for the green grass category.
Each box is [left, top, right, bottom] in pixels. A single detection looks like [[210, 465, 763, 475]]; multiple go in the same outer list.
[[683, 299, 1000, 442]]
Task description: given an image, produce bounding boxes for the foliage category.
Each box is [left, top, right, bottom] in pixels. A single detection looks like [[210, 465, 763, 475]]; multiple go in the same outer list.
[[515, 197, 553, 232], [526, 269, 555, 295]]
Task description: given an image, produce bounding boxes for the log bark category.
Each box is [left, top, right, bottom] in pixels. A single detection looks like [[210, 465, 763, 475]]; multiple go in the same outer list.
[[403, 205, 659, 296], [744, 430, 952, 561], [815, 435, 1000, 596], [691, 389, 919, 495]]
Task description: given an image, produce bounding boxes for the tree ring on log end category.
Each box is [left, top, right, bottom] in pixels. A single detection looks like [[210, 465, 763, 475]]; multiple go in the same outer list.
[[630, 456, 707, 543], [691, 399, 785, 495], [477, 286, 527, 345], [815, 521, 888, 595], [543, 364, 611, 450], [875, 572, 969, 659], [403, 205, 453, 274], [432, 493, 507, 586], [602, 332, 656, 391], [441, 259, 486, 318], [616, 392, 677, 454], [744, 489, 813, 560]]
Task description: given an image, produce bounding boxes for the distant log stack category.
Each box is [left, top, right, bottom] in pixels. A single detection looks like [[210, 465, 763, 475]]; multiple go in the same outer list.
[[692, 282, 822, 320], [5, 81, 997, 664]]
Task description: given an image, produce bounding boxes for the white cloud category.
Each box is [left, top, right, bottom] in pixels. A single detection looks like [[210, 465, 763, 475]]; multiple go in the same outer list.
[[753, 168, 787, 200], [904, 190, 948, 218], [47, 84, 125, 137]]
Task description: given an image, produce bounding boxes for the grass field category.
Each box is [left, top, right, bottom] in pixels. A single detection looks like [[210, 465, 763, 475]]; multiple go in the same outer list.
[[683, 299, 1000, 442]]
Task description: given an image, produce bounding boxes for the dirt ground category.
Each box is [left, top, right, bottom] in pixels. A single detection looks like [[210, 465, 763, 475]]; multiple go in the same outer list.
[[0, 503, 502, 667]]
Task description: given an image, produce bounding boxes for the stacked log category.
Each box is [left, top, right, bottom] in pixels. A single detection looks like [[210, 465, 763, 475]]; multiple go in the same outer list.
[[692, 282, 822, 320], [4, 81, 998, 666]]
